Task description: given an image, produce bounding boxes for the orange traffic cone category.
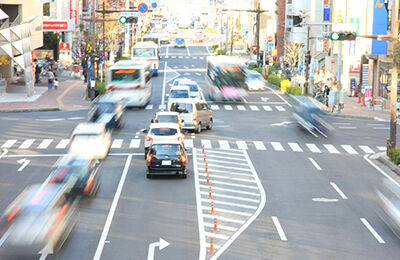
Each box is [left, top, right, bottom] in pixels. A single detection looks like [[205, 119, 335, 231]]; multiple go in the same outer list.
[[373, 97, 377, 105], [362, 96, 366, 106], [211, 201, 216, 214], [208, 238, 216, 253], [202, 144, 205, 154], [208, 186, 213, 198], [213, 218, 219, 232], [204, 156, 207, 163], [206, 173, 210, 185], [357, 93, 361, 103], [205, 165, 209, 174]]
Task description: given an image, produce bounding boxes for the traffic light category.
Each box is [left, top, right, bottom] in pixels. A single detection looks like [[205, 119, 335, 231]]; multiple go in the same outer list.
[[127, 17, 138, 23], [330, 32, 357, 41], [119, 16, 138, 24], [119, 16, 127, 24], [304, 50, 311, 65]]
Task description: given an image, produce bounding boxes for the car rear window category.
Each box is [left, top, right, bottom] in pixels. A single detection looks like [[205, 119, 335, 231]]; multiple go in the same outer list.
[[151, 128, 178, 136], [151, 144, 180, 155], [170, 103, 193, 113], [182, 84, 198, 92], [157, 115, 178, 123], [171, 89, 189, 98]]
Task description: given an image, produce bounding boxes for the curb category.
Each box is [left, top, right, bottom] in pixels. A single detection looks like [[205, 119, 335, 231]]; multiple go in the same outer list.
[[0, 107, 60, 113], [328, 113, 377, 121], [375, 152, 400, 176]]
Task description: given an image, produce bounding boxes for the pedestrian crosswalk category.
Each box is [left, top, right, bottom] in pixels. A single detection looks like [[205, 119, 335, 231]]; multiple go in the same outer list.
[[0, 137, 387, 155], [161, 55, 205, 60], [152, 104, 288, 112]]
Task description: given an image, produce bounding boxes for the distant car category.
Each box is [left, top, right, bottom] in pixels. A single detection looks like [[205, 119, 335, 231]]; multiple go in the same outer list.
[[175, 37, 185, 48], [193, 33, 204, 43], [167, 85, 191, 110], [88, 95, 125, 131], [178, 80, 203, 99], [151, 111, 184, 130], [49, 155, 101, 198], [144, 123, 185, 157], [68, 123, 111, 160], [245, 70, 266, 91], [0, 184, 79, 255], [146, 140, 188, 178], [170, 99, 213, 133], [160, 33, 170, 44]]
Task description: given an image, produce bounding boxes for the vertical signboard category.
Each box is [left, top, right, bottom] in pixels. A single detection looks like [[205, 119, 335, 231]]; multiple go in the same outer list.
[[371, 0, 388, 55], [323, 0, 330, 21]]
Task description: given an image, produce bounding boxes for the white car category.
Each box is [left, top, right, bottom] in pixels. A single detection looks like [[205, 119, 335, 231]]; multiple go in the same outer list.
[[245, 70, 266, 91], [144, 123, 185, 157], [167, 85, 191, 110], [151, 111, 184, 130], [178, 80, 203, 99], [68, 123, 111, 160]]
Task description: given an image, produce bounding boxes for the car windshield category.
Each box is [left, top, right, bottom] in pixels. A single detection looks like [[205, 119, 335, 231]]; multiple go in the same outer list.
[[133, 48, 156, 57], [181, 83, 198, 92], [151, 144, 180, 156], [95, 102, 115, 113], [176, 38, 184, 44], [157, 115, 178, 123], [171, 89, 189, 98], [111, 69, 140, 83], [50, 165, 86, 183], [170, 103, 193, 113], [151, 128, 178, 136], [248, 73, 263, 80]]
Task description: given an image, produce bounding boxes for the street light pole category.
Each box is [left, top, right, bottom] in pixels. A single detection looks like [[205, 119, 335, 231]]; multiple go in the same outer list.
[[91, 0, 96, 81], [304, 25, 310, 95]]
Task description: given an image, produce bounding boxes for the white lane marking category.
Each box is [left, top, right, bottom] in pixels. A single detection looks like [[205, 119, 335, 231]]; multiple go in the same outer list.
[[377, 146, 386, 151], [324, 144, 340, 154], [111, 139, 123, 149], [56, 139, 70, 149], [200, 185, 260, 196], [145, 104, 153, 109], [205, 242, 221, 250], [253, 141, 266, 150], [263, 105, 272, 111], [218, 140, 230, 149], [306, 143, 321, 153], [330, 182, 348, 200], [199, 57, 204, 60], [276, 106, 286, 111], [193, 57, 198, 60], [178, 56, 183, 59], [199, 178, 258, 189], [199, 162, 252, 172], [288, 142, 303, 152], [201, 197, 257, 210], [201, 140, 212, 149], [204, 153, 247, 161], [203, 214, 246, 224], [271, 142, 285, 151], [211, 104, 219, 110], [19, 139, 35, 149], [160, 61, 168, 110], [205, 232, 229, 240], [202, 173, 256, 183], [360, 218, 385, 244], [17, 158, 30, 172], [165, 45, 169, 58], [185, 57, 190, 60], [93, 155, 133, 260], [203, 222, 238, 232], [201, 149, 245, 157], [237, 105, 246, 111], [205, 46, 212, 55], [202, 206, 252, 217], [186, 46, 190, 56], [129, 139, 141, 149], [236, 141, 248, 150], [198, 167, 252, 177], [184, 139, 194, 148], [374, 127, 390, 130], [172, 55, 176, 58], [364, 154, 400, 190], [271, 216, 287, 241], [338, 126, 357, 129], [308, 157, 322, 170], [0, 149, 8, 159], [249, 105, 259, 111], [37, 139, 53, 149], [2, 139, 17, 148], [68, 117, 85, 120], [199, 158, 248, 166], [224, 105, 233, 110], [266, 86, 293, 107], [359, 145, 374, 154], [341, 145, 358, 155]]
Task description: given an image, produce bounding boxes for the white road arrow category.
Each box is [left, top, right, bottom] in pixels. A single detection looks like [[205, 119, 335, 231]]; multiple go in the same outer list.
[[261, 97, 270, 102], [0, 149, 8, 159], [271, 121, 293, 127], [17, 158, 31, 172], [147, 238, 170, 260]]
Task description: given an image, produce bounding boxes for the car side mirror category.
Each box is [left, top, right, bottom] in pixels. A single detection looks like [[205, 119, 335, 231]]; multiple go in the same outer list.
[[151, 119, 154, 123], [181, 120, 184, 123], [141, 128, 148, 133]]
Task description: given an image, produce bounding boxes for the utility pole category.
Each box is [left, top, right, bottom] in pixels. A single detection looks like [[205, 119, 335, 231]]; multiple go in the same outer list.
[[304, 25, 310, 95], [102, 1, 105, 58], [388, 0, 399, 151], [91, 0, 96, 81]]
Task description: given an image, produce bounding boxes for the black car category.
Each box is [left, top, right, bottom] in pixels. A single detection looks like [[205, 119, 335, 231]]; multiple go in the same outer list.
[[49, 156, 101, 198], [88, 95, 125, 131], [146, 141, 187, 178]]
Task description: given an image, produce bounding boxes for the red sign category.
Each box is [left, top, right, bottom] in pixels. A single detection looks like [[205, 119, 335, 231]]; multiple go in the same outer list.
[[267, 36, 273, 43], [59, 42, 70, 51], [252, 45, 257, 52], [349, 63, 361, 73], [43, 21, 68, 31], [138, 3, 149, 13]]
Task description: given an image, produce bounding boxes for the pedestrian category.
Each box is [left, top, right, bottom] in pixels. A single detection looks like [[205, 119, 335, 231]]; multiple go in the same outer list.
[[35, 64, 41, 83], [54, 78, 59, 90], [323, 85, 330, 107], [48, 70, 55, 90]]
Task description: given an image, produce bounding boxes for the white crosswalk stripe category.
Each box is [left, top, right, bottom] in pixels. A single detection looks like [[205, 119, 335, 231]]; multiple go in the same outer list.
[[37, 139, 53, 149], [19, 139, 35, 149], [237, 105, 246, 111], [288, 142, 303, 152], [184, 139, 193, 148], [359, 145, 374, 154], [276, 106, 286, 111], [253, 141, 266, 150], [178, 56, 183, 59], [224, 105, 233, 110], [199, 57, 204, 60], [218, 140, 230, 149], [145, 104, 153, 109], [236, 141, 248, 150], [341, 145, 358, 155], [129, 139, 141, 149], [263, 105, 272, 111], [211, 105, 219, 110], [324, 144, 340, 154], [377, 146, 386, 151], [271, 142, 285, 151], [2, 139, 17, 148], [172, 56, 176, 58], [249, 105, 259, 111], [56, 139, 70, 149], [306, 143, 321, 153], [201, 139, 212, 149], [111, 139, 123, 148]]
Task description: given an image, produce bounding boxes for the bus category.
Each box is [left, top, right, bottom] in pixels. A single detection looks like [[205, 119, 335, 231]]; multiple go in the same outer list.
[[141, 34, 161, 58], [205, 56, 248, 101], [132, 42, 159, 75], [106, 60, 153, 107]]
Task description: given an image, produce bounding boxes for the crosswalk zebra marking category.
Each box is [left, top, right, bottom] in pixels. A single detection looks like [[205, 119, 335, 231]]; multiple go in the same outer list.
[[37, 139, 53, 149], [271, 142, 285, 151], [276, 106, 286, 112], [224, 105, 233, 110], [288, 142, 303, 152], [324, 144, 340, 154], [236, 141, 248, 150], [145, 104, 153, 109], [377, 146, 386, 151], [237, 105, 246, 111], [111, 139, 123, 149], [2, 139, 17, 148], [359, 146, 374, 154], [184, 139, 194, 148], [263, 105, 272, 111], [19, 139, 35, 149], [250, 105, 260, 111], [201, 139, 212, 149], [129, 139, 141, 149], [56, 139, 70, 149], [306, 143, 321, 153], [211, 105, 219, 110], [341, 145, 358, 155], [253, 141, 266, 150], [219, 140, 230, 149]]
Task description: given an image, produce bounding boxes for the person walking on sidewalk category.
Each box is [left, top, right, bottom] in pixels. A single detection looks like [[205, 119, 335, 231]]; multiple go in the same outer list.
[[323, 85, 330, 107], [48, 70, 55, 89], [54, 78, 59, 90]]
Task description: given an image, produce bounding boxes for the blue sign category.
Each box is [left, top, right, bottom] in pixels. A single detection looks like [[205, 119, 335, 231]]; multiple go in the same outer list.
[[299, 65, 304, 73], [372, 0, 388, 55], [323, 5, 330, 21], [138, 3, 148, 13], [151, 2, 157, 8]]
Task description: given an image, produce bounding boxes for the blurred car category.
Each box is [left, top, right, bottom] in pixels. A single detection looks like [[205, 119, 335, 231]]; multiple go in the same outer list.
[[49, 155, 101, 198], [160, 33, 170, 44], [172, 78, 190, 87], [151, 111, 184, 130], [144, 123, 185, 157], [170, 99, 213, 133], [376, 178, 400, 239], [68, 123, 111, 160], [193, 33, 204, 43], [245, 70, 266, 91], [167, 85, 191, 110], [0, 184, 78, 255], [88, 95, 125, 131], [177, 79, 203, 99], [174, 37, 185, 48], [146, 140, 187, 178]]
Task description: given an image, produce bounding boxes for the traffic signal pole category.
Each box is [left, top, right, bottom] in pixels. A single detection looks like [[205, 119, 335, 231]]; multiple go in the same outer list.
[[91, 0, 96, 82], [304, 25, 310, 95]]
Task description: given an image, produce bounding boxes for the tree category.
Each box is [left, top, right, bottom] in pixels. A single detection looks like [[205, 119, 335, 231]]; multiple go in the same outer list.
[[283, 41, 305, 75]]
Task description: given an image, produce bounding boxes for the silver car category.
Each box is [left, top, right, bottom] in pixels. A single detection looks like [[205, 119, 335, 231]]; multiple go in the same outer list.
[[170, 99, 213, 133]]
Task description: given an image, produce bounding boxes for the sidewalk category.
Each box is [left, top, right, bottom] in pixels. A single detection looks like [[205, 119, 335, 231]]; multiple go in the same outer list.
[[0, 78, 91, 112]]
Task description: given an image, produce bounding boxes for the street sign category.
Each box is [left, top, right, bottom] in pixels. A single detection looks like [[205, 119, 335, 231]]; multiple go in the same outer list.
[[138, 3, 149, 13], [151, 2, 157, 8], [59, 42, 70, 51], [43, 20, 69, 31], [252, 45, 257, 52], [120, 12, 139, 17], [267, 36, 273, 43]]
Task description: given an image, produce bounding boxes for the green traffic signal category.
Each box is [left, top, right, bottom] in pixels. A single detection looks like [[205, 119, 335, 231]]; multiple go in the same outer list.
[[119, 16, 127, 24], [330, 32, 340, 41]]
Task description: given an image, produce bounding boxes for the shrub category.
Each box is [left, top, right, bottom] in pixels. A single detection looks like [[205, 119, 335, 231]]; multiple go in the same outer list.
[[388, 149, 400, 165], [216, 49, 226, 55], [287, 85, 303, 95], [212, 44, 219, 50], [268, 66, 277, 75], [95, 81, 106, 96], [267, 74, 287, 87], [280, 80, 291, 91]]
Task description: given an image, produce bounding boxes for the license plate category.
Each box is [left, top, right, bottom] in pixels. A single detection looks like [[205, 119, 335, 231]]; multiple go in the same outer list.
[[162, 160, 172, 166]]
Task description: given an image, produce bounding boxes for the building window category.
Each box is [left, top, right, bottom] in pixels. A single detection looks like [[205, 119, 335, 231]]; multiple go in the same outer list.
[[43, 3, 50, 17], [287, 0, 292, 4]]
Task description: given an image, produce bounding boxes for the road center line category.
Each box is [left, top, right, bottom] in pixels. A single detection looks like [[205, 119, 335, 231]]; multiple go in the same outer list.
[[308, 157, 322, 171], [330, 182, 348, 199], [271, 216, 287, 241], [165, 45, 169, 58], [364, 154, 400, 189], [160, 61, 168, 109], [186, 46, 190, 56], [360, 218, 385, 244], [93, 155, 133, 260]]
